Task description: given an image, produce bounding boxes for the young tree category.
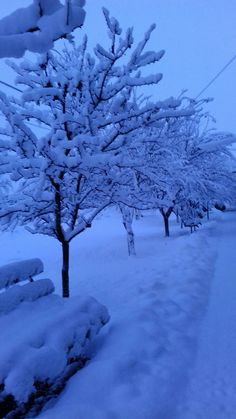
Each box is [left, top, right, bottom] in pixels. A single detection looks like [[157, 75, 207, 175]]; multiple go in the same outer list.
[[119, 203, 136, 255], [0, 0, 86, 58], [121, 111, 190, 237], [168, 116, 236, 231], [0, 9, 191, 296]]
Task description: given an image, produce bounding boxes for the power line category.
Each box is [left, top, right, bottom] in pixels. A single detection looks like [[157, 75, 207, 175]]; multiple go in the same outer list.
[[2, 53, 235, 130], [0, 80, 23, 93], [196, 53, 236, 99]]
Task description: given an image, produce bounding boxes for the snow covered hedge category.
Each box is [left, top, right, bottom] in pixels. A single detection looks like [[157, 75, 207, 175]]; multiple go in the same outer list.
[[0, 292, 109, 417]]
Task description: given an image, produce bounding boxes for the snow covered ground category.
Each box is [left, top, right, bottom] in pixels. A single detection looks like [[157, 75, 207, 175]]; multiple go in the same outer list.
[[1, 209, 235, 418], [176, 211, 236, 419]]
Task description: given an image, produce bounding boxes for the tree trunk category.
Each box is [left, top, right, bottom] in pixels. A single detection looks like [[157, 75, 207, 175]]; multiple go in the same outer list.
[[207, 207, 210, 220], [119, 204, 136, 255], [62, 241, 70, 298], [126, 228, 136, 256], [135, 209, 142, 220], [160, 208, 172, 237], [176, 210, 180, 223], [163, 214, 170, 237]]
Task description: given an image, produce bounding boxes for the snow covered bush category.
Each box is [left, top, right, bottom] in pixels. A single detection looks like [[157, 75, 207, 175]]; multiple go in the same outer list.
[[0, 9, 191, 296], [0, 0, 86, 58], [0, 257, 109, 416], [0, 292, 109, 417]]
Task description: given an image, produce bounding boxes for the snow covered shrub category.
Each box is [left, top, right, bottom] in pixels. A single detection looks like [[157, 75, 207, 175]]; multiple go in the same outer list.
[[0, 258, 109, 416], [0, 292, 109, 418]]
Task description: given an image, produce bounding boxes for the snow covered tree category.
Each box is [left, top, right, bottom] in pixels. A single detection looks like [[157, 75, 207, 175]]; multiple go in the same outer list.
[[118, 203, 136, 255], [163, 113, 236, 232], [120, 110, 191, 237], [0, 0, 86, 58], [0, 176, 11, 217], [123, 101, 236, 238], [0, 9, 191, 296]]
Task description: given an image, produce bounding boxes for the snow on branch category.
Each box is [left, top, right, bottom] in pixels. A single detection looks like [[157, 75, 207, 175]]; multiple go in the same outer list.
[[102, 8, 122, 36], [0, 0, 86, 58]]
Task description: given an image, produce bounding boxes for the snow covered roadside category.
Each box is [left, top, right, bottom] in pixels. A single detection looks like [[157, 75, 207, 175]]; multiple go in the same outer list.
[[14, 210, 216, 419], [176, 211, 236, 419]]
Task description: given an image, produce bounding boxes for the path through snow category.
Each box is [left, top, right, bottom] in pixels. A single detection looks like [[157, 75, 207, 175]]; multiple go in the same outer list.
[[2, 210, 235, 418], [36, 211, 216, 419], [176, 211, 236, 419]]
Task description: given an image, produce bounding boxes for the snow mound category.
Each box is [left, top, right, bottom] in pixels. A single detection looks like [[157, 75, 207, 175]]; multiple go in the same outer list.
[[0, 293, 109, 412], [0, 258, 43, 289]]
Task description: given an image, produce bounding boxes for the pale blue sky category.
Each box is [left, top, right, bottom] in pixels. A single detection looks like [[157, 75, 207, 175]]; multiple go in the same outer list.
[[0, 0, 235, 133]]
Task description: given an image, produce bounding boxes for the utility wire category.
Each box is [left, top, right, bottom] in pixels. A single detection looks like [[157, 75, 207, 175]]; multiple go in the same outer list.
[[0, 80, 23, 93], [195, 53, 236, 99], [2, 53, 236, 129]]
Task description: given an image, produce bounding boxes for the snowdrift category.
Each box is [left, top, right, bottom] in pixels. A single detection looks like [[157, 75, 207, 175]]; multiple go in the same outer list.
[[0, 260, 109, 418]]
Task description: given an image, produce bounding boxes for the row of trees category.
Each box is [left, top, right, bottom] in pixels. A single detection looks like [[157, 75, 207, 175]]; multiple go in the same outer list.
[[119, 111, 236, 255], [0, 9, 235, 297]]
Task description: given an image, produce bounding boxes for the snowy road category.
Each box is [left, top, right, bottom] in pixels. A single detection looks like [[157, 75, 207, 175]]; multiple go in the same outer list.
[[176, 211, 236, 419]]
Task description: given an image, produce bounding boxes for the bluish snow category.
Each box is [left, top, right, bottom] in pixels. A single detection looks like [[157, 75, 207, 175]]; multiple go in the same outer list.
[[176, 211, 236, 418], [1, 210, 236, 418]]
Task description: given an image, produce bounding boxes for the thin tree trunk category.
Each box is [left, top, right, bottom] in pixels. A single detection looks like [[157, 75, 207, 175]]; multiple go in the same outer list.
[[119, 204, 136, 255], [160, 208, 172, 237], [62, 241, 70, 298], [135, 209, 142, 220], [176, 210, 180, 223], [163, 214, 170, 237], [207, 206, 210, 220], [122, 227, 135, 256]]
